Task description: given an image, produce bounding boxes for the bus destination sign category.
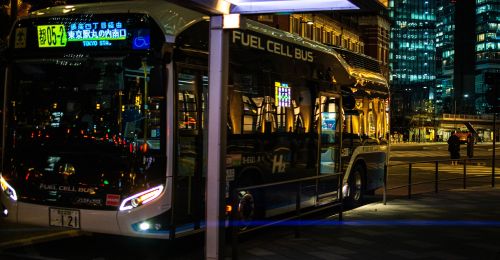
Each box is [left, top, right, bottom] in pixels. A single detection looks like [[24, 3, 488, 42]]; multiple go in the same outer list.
[[37, 24, 67, 48], [37, 20, 127, 48]]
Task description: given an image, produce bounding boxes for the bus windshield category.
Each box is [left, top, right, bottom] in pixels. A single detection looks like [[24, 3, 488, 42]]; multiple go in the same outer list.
[[3, 56, 165, 210]]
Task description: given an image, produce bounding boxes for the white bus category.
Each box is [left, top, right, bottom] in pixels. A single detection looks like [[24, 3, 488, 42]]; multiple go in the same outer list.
[[1, 0, 389, 239]]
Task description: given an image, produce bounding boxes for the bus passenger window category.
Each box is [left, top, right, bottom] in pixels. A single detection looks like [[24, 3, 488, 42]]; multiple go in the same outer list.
[[177, 73, 198, 130], [242, 96, 258, 133]]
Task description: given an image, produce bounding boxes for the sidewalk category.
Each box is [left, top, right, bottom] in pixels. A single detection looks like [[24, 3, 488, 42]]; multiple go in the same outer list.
[[390, 141, 496, 146], [237, 186, 500, 260]]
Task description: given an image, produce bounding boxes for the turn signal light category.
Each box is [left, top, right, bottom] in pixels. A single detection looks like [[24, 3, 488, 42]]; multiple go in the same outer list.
[[119, 185, 163, 211]]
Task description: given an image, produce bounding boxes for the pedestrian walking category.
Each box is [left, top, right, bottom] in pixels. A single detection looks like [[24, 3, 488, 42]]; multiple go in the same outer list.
[[466, 134, 474, 158], [447, 131, 460, 165]]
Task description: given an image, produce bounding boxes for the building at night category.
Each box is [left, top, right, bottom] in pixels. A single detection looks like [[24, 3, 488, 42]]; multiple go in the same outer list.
[[453, 0, 476, 116], [475, 0, 500, 114], [389, 0, 436, 141], [435, 0, 454, 115], [433, 0, 499, 142]]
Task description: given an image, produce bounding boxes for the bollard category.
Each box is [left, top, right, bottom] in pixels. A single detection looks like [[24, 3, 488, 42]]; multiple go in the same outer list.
[[408, 163, 412, 199]]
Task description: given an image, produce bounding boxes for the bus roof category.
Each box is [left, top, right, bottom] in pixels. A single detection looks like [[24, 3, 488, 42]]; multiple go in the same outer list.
[[244, 18, 388, 91], [27, 0, 206, 42], [25, 0, 387, 91]]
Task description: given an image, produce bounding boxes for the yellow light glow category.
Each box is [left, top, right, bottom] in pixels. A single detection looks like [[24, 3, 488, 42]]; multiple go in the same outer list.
[[216, 0, 231, 14], [137, 191, 157, 204]]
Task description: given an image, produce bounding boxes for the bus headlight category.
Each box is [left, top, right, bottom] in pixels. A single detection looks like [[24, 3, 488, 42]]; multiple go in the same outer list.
[[119, 185, 164, 211], [0, 176, 18, 201]]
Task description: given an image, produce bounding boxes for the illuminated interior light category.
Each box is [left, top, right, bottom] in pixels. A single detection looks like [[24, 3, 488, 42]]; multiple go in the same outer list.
[[223, 14, 240, 29], [0, 176, 18, 201], [229, 0, 359, 13], [3, 209, 7, 216], [139, 222, 150, 231], [226, 205, 233, 213], [119, 185, 164, 211]]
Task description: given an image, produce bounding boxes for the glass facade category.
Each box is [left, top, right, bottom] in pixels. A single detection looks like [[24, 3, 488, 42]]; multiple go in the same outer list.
[[389, 0, 436, 133], [475, 0, 500, 114], [435, 0, 454, 114]]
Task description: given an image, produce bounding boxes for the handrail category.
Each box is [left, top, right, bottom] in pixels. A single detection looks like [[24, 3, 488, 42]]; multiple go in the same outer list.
[[387, 157, 498, 199], [389, 157, 491, 167], [235, 172, 342, 192]]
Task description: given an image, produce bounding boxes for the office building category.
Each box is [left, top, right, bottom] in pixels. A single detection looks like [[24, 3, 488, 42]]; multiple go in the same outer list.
[[389, 0, 436, 141]]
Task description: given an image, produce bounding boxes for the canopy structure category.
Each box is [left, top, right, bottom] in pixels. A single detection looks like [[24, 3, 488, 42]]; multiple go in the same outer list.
[[227, 0, 358, 13], [186, 0, 360, 14]]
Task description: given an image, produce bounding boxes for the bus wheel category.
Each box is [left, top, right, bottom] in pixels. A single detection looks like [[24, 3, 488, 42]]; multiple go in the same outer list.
[[237, 191, 255, 231], [346, 165, 364, 207]]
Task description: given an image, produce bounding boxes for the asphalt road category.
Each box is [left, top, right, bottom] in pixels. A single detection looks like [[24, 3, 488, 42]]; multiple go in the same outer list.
[[389, 142, 498, 162]]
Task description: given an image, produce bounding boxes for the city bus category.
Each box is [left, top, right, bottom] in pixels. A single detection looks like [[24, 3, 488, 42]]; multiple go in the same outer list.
[[0, 0, 389, 239]]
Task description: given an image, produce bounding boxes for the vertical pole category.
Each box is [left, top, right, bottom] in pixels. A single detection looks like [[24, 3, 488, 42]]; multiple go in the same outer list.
[[338, 173, 343, 222], [434, 161, 438, 193], [295, 182, 301, 238], [231, 188, 239, 260], [463, 159, 467, 189], [493, 113, 496, 188], [383, 163, 387, 205], [408, 163, 412, 199], [206, 16, 228, 260]]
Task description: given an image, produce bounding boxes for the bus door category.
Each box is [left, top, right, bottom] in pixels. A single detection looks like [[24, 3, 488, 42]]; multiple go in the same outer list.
[[317, 95, 341, 204], [173, 64, 208, 232]]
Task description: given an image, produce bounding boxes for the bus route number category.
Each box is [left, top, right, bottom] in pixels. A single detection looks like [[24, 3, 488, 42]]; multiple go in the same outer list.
[[38, 24, 67, 48]]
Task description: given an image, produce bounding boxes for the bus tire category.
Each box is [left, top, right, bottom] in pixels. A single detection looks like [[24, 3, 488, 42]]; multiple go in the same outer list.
[[345, 164, 365, 208], [237, 190, 255, 231]]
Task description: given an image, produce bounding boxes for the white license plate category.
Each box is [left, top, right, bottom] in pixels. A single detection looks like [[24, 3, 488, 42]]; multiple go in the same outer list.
[[49, 208, 80, 229]]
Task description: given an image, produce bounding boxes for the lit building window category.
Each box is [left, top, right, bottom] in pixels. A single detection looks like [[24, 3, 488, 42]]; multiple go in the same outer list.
[[478, 33, 485, 42]]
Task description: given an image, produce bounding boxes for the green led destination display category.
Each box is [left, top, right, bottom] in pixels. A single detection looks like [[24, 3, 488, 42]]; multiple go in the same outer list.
[[37, 20, 128, 48], [12, 14, 155, 53]]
